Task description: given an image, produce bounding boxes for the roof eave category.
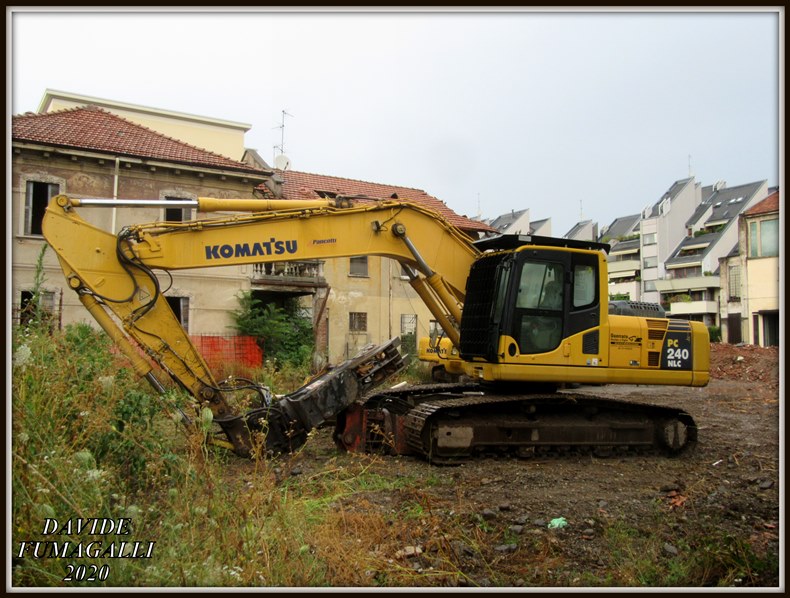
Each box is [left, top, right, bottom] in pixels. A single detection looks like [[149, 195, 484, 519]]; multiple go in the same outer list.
[[13, 140, 272, 180]]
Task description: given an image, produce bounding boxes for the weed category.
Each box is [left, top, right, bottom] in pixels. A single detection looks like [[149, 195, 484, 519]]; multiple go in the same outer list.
[[600, 516, 777, 587], [27, 318, 760, 588]]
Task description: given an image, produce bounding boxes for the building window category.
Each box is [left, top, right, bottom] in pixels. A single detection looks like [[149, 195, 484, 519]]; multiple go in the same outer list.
[[400, 314, 418, 352], [25, 181, 59, 236], [643, 256, 658, 269], [164, 196, 192, 223], [349, 312, 367, 333], [678, 246, 704, 257], [642, 233, 657, 246], [166, 296, 190, 332], [643, 280, 657, 292], [349, 256, 368, 277], [669, 266, 702, 279], [728, 265, 741, 301], [400, 314, 417, 336], [749, 218, 778, 258]]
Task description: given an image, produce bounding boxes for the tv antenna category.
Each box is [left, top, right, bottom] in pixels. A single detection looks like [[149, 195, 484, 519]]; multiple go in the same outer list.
[[273, 109, 294, 162]]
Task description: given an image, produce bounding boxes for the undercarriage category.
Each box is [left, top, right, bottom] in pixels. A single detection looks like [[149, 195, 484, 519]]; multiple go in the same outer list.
[[334, 383, 697, 464], [209, 339, 697, 464]]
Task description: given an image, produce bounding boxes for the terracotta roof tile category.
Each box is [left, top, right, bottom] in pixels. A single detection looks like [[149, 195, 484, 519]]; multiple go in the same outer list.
[[271, 170, 493, 234], [12, 105, 269, 176], [743, 191, 779, 216]]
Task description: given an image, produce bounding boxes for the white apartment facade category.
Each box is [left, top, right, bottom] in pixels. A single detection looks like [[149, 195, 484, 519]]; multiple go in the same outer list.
[[640, 178, 705, 304]]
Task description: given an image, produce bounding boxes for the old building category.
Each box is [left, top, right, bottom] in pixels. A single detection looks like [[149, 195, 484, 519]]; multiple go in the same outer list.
[[252, 168, 493, 360], [37, 89, 250, 162], [12, 105, 272, 339], [12, 91, 492, 366], [719, 190, 780, 346]]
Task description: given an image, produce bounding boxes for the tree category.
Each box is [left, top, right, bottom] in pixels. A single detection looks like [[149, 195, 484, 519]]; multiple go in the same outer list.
[[230, 292, 314, 367]]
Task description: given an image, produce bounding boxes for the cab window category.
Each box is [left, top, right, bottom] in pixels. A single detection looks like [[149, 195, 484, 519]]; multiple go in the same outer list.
[[515, 261, 564, 354], [572, 264, 596, 309], [516, 262, 563, 310]]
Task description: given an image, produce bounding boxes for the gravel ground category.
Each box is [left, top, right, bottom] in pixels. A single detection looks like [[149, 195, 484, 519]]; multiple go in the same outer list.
[[260, 343, 783, 588]]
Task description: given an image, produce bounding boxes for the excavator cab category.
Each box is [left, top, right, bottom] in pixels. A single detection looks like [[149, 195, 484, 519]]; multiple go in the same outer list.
[[458, 233, 708, 392], [459, 235, 607, 364]]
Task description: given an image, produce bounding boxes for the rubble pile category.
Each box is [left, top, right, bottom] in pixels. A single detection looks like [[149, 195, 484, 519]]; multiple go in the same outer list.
[[709, 343, 780, 391]]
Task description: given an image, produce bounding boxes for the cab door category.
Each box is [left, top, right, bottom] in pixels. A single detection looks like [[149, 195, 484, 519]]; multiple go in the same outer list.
[[508, 250, 569, 354], [507, 249, 601, 355]]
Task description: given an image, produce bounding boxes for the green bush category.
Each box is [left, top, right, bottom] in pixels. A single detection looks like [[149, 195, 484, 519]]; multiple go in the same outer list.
[[400, 331, 417, 356], [231, 292, 314, 368], [708, 325, 722, 343]]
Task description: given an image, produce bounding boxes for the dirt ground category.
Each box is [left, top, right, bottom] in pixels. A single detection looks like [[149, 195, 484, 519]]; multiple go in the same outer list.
[[272, 343, 782, 588]]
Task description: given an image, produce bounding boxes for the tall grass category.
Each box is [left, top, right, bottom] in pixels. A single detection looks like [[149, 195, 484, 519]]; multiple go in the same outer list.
[[10, 317, 460, 588], [11, 248, 439, 587], [14, 319, 775, 588]]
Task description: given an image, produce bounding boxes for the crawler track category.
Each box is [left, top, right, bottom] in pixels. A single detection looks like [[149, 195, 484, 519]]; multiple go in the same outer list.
[[336, 383, 697, 464]]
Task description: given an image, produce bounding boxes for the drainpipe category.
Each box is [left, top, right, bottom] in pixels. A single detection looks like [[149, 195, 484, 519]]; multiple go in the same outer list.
[[388, 259, 393, 340], [111, 157, 120, 234]]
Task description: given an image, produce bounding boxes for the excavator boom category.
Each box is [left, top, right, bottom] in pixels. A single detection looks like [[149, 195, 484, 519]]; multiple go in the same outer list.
[[42, 194, 478, 455]]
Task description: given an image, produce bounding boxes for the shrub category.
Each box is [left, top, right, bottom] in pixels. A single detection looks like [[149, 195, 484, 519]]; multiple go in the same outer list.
[[231, 292, 314, 369]]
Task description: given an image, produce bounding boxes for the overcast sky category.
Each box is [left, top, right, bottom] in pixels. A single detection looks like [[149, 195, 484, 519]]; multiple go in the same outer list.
[[9, 8, 782, 237]]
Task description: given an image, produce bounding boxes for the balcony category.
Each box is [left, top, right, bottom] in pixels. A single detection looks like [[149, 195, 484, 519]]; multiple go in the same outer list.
[[608, 280, 640, 301], [608, 258, 641, 274], [654, 275, 720, 292], [251, 260, 327, 291], [666, 300, 718, 316]]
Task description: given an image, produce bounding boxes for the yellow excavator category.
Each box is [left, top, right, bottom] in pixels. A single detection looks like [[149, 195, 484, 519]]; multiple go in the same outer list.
[[42, 194, 709, 463]]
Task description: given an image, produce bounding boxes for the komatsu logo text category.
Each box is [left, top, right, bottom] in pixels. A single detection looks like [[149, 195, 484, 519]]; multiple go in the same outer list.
[[205, 238, 298, 260]]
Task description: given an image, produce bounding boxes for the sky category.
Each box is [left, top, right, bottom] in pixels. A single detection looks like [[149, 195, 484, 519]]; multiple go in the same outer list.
[[8, 8, 782, 238]]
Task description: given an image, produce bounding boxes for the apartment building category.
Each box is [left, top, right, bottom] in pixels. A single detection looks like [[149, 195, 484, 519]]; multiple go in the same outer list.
[[563, 220, 598, 242], [639, 178, 705, 304], [599, 214, 641, 300], [486, 208, 552, 237], [529, 218, 552, 237], [488, 208, 531, 235], [656, 180, 768, 327]]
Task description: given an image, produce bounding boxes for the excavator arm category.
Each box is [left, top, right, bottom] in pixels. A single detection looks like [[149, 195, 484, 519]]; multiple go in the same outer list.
[[42, 194, 480, 456]]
